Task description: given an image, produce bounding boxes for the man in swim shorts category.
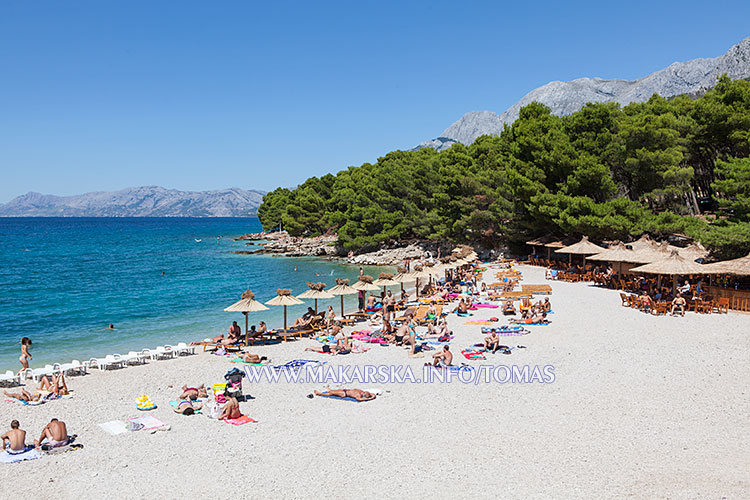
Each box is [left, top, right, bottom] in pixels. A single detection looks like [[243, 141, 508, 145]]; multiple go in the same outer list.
[[431, 345, 453, 367], [484, 332, 500, 353], [35, 418, 70, 448], [1, 420, 28, 453]]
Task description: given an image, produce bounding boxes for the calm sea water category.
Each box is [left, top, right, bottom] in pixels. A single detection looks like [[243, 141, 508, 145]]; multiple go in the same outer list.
[[0, 218, 389, 371]]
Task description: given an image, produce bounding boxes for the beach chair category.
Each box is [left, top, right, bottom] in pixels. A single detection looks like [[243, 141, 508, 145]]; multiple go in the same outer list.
[[118, 351, 147, 365], [0, 370, 21, 386], [712, 297, 729, 314], [25, 364, 60, 382], [172, 343, 197, 356], [147, 346, 176, 360], [411, 305, 428, 324], [87, 355, 126, 371], [59, 360, 87, 375], [619, 293, 632, 308]]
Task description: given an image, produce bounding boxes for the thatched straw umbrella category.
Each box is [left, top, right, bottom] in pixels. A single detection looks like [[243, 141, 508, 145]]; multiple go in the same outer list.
[[352, 274, 381, 308], [678, 242, 709, 262], [629, 250, 710, 294], [587, 242, 652, 275], [265, 289, 304, 332], [329, 278, 358, 317], [296, 282, 334, 314], [373, 272, 400, 294], [224, 289, 269, 345], [391, 266, 414, 298], [701, 252, 750, 276], [554, 236, 606, 267], [407, 265, 433, 298]]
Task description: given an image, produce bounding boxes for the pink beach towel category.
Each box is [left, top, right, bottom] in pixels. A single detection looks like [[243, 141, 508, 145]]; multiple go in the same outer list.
[[224, 415, 257, 425]]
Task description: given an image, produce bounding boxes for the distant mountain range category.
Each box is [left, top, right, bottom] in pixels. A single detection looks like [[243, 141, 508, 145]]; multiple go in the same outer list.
[[0, 186, 266, 217], [417, 37, 750, 150]]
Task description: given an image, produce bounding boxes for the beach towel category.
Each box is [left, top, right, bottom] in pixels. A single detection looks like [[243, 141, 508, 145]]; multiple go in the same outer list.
[[4, 398, 44, 406], [427, 363, 474, 372], [42, 442, 84, 455], [473, 303, 499, 308], [461, 350, 486, 360], [98, 420, 128, 435], [127, 415, 167, 431], [224, 415, 257, 425], [0, 446, 42, 463], [169, 401, 203, 414], [317, 394, 374, 403], [229, 358, 266, 365], [464, 321, 494, 325], [273, 359, 324, 371]]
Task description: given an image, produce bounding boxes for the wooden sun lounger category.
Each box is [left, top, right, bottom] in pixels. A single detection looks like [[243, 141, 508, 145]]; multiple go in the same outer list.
[[267, 329, 314, 342], [196, 342, 244, 352], [521, 284, 552, 295]]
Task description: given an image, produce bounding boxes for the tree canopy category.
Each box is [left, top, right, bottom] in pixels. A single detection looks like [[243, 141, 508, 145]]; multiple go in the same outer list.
[[258, 76, 750, 258]]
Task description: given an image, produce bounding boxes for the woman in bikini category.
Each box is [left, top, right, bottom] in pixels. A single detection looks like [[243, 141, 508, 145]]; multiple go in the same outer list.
[[38, 372, 69, 396], [314, 388, 376, 401], [18, 337, 32, 375], [174, 399, 202, 415]]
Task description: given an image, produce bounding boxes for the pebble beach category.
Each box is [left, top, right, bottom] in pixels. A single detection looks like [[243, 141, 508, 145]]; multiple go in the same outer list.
[[0, 264, 748, 499]]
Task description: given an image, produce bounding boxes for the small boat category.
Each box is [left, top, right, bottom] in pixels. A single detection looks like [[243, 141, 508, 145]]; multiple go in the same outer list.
[[194, 239, 202, 243]]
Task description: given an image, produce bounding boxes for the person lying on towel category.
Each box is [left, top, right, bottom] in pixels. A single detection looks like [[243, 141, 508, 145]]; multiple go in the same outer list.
[[2, 420, 29, 454], [510, 312, 549, 325], [174, 399, 202, 415], [39, 372, 69, 397], [3, 388, 41, 403], [180, 384, 208, 401], [240, 353, 268, 364], [35, 418, 71, 448], [452, 299, 468, 315], [314, 388, 376, 401]]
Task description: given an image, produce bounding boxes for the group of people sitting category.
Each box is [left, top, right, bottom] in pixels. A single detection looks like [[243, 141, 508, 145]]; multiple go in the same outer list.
[[4, 372, 70, 403], [2, 418, 73, 454]]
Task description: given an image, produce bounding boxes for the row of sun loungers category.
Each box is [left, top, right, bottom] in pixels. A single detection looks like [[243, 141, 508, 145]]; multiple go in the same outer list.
[[0, 343, 198, 386]]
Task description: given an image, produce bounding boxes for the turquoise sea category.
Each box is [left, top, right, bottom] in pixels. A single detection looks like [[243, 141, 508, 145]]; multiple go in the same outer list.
[[0, 218, 389, 372]]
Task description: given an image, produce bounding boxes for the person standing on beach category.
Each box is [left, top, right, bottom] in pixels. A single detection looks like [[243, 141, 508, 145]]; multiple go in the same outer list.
[[18, 337, 32, 375], [358, 290, 365, 312]]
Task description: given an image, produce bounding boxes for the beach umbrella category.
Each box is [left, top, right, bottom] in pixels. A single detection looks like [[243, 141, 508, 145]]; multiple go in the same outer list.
[[265, 289, 304, 332], [629, 250, 710, 294], [588, 242, 652, 275], [296, 282, 334, 314], [373, 272, 400, 294], [391, 267, 415, 299], [678, 242, 709, 262], [555, 236, 605, 266], [329, 278, 358, 317], [701, 252, 750, 276], [407, 266, 433, 298], [224, 289, 269, 345], [352, 275, 381, 308]]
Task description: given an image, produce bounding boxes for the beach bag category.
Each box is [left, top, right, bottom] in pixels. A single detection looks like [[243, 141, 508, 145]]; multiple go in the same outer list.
[[438, 334, 451, 342], [204, 399, 221, 419]]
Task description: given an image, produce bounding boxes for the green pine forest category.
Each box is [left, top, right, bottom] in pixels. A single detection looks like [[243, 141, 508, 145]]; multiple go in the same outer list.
[[258, 76, 750, 259]]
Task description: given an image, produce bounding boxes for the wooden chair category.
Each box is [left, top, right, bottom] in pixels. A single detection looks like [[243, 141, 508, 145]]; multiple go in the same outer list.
[[619, 293, 631, 308], [712, 297, 730, 314]]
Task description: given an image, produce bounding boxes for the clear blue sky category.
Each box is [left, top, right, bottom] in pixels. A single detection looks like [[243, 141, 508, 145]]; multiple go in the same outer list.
[[1, 1, 748, 202]]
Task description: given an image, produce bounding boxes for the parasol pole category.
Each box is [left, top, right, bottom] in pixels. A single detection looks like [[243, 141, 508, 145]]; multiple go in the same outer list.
[[244, 312, 249, 346], [283, 305, 288, 332], [340, 295, 345, 317]]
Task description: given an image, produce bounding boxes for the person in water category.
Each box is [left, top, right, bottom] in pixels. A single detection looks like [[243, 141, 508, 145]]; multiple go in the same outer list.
[[107, 324, 115, 330]]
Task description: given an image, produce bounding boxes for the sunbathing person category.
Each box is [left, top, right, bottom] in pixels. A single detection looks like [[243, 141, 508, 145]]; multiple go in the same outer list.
[[291, 308, 316, 329], [366, 295, 377, 310], [3, 388, 41, 403], [510, 312, 548, 324], [452, 299, 468, 314], [240, 353, 268, 364], [314, 388, 376, 401], [218, 396, 241, 420], [542, 297, 551, 312], [38, 372, 69, 396], [1, 420, 27, 453], [394, 322, 411, 345], [174, 399, 203, 415], [670, 296, 687, 316], [35, 418, 70, 448], [484, 332, 500, 353], [431, 345, 453, 367], [180, 384, 208, 401], [502, 300, 516, 315], [368, 311, 383, 326]]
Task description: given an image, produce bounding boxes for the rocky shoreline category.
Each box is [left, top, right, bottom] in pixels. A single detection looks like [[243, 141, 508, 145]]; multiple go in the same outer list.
[[233, 231, 450, 265]]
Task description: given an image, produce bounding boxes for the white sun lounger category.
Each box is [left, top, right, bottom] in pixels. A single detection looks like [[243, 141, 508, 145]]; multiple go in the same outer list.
[[0, 370, 21, 386], [172, 343, 196, 356], [86, 355, 126, 371], [59, 360, 86, 375], [144, 346, 175, 360], [117, 352, 147, 366], [25, 365, 61, 383]]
